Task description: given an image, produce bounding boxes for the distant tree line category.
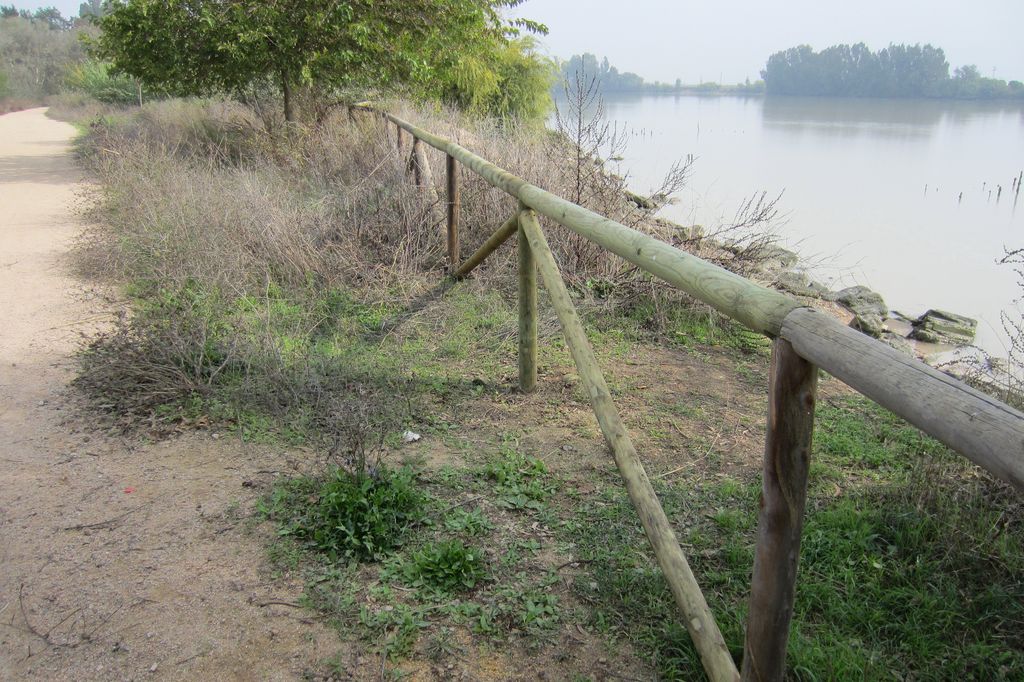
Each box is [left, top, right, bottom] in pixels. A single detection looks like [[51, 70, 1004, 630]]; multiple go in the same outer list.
[[0, 5, 89, 99], [761, 43, 1024, 99], [558, 53, 764, 95]]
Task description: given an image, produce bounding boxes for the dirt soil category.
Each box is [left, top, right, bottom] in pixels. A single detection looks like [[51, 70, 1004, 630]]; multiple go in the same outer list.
[[0, 108, 345, 681]]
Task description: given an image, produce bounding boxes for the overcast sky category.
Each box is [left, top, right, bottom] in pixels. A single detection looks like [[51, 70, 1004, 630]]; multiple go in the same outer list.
[[15, 0, 1024, 83], [512, 0, 1024, 84]]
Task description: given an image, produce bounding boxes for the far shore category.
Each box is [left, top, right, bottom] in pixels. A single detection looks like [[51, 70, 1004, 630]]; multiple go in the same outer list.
[[552, 88, 1024, 103]]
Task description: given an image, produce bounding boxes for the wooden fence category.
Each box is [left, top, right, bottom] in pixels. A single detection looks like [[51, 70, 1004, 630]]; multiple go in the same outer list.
[[355, 106, 1024, 682]]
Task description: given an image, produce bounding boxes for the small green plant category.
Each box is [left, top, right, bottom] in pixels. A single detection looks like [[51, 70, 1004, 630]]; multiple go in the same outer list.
[[262, 465, 426, 561], [358, 603, 428, 659], [392, 539, 487, 594], [444, 508, 494, 536], [481, 449, 554, 511], [520, 592, 560, 630]]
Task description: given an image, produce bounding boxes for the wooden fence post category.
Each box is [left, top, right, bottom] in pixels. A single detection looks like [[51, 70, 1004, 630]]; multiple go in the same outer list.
[[410, 138, 424, 188], [447, 154, 460, 270], [741, 338, 817, 682], [517, 207, 538, 392], [397, 124, 405, 152], [406, 138, 443, 229]]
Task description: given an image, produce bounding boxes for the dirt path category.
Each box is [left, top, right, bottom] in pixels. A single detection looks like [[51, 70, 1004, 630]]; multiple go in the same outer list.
[[0, 109, 340, 680]]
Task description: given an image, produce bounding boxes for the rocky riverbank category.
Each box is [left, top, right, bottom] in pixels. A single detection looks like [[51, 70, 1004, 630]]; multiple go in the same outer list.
[[755, 247, 979, 364]]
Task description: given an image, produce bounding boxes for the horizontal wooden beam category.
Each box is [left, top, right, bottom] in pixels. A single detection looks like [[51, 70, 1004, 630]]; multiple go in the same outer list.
[[781, 307, 1024, 490], [519, 209, 740, 682]]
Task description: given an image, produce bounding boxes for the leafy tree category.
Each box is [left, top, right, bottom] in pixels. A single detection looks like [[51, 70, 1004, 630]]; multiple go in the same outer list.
[[65, 59, 139, 103], [92, 0, 547, 122], [1, 5, 75, 29], [560, 53, 647, 92], [0, 13, 87, 97], [31, 6, 72, 30], [78, 0, 106, 19], [762, 42, 1022, 100], [444, 36, 554, 120]]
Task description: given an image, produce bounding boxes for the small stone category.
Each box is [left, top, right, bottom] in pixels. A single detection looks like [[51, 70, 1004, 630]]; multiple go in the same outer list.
[[880, 332, 915, 357], [850, 313, 886, 338], [835, 286, 888, 318], [774, 271, 829, 299], [149, 663, 158, 673], [909, 309, 977, 346], [751, 245, 799, 276]]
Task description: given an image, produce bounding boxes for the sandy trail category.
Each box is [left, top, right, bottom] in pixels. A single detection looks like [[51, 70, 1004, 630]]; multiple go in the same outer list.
[[0, 109, 340, 680]]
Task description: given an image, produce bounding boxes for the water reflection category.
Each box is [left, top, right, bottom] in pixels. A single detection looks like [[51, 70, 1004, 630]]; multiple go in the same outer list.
[[559, 93, 1024, 355]]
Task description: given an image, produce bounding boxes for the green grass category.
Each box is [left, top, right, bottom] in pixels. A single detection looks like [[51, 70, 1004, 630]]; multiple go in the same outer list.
[[87, 267, 1022, 678], [563, 395, 1024, 680], [259, 465, 427, 561], [259, 439, 568, 662], [385, 539, 488, 594], [590, 299, 772, 355]]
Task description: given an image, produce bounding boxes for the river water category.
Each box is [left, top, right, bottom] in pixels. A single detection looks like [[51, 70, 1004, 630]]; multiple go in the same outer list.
[[581, 94, 1024, 356]]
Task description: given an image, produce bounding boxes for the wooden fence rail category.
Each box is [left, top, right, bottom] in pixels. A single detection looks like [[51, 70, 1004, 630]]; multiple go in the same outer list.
[[355, 105, 1024, 682]]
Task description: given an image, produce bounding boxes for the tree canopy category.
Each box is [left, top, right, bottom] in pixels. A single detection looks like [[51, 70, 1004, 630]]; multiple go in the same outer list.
[[1, 4, 74, 29], [560, 53, 645, 92], [1, 9, 88, 98], [761, 43, 1024, 99], [92, 0, 549, 121]]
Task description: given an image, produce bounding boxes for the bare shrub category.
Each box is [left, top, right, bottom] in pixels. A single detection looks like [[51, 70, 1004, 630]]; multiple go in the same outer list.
[[941, 247, 1024, 410], [74, 95, 787, 431], [74, 286, 239, 421]]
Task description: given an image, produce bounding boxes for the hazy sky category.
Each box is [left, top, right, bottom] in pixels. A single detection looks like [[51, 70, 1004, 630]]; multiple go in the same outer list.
[[14, 0, 1024, 83], [512, 0, 1024, 84]]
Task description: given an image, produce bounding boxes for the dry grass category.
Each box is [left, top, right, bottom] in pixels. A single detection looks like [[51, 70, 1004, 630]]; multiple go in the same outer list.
[[67, 96, 786, 437]]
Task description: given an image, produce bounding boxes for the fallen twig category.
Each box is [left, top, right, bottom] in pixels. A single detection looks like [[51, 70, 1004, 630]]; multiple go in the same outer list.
[[62, 506, 143, 532], [256, 600, 304, 609]]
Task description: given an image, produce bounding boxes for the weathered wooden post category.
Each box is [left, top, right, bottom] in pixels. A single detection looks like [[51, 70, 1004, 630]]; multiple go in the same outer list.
[[410, 138, 425, 188], [397, 124, 405, 152], [518, 206, 538, 393], [447, 154, 460, 270], [741, 338, 817, 682], [406, 137, 443, 229]]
